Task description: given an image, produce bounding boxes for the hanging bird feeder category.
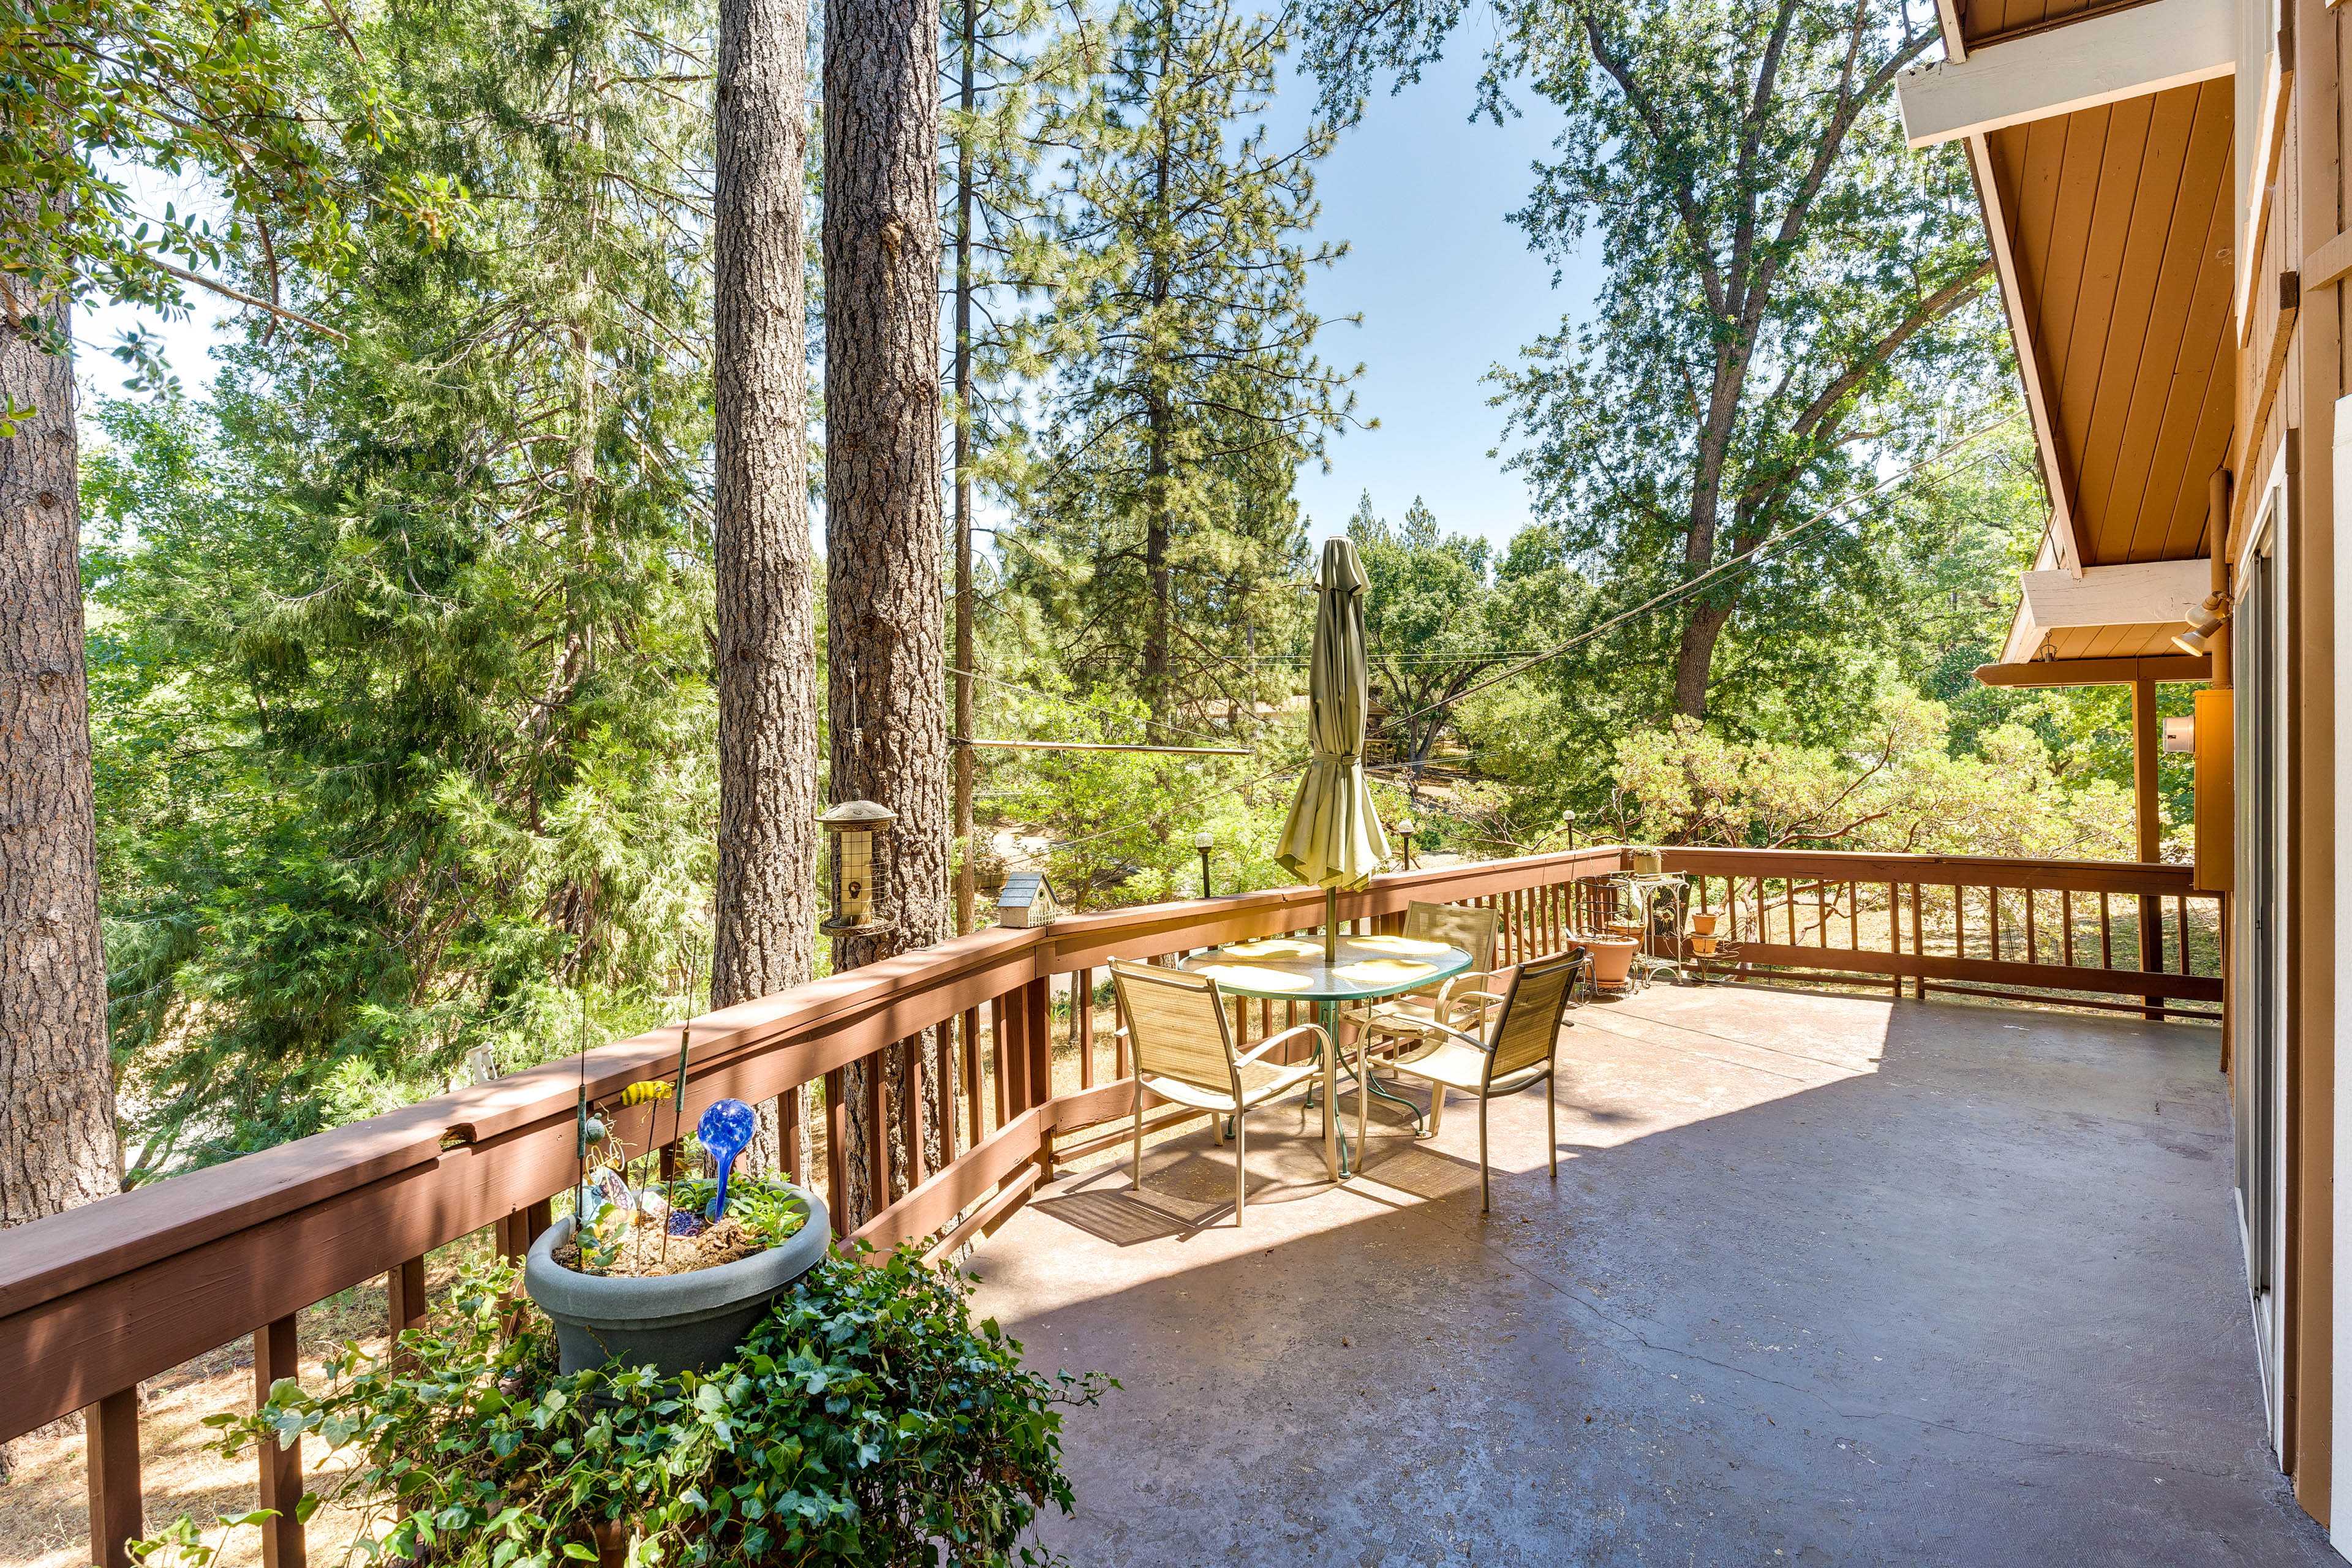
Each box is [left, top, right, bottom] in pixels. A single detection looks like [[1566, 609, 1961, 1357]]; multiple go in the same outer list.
[[820, 800, 896, 933]]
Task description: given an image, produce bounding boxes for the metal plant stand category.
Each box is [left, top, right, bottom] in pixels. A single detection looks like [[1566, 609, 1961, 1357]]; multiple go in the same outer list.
[[1611, 873, 1691, 989]]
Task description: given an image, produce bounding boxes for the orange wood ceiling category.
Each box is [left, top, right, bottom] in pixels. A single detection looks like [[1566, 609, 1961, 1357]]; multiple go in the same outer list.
[[1959, 0, 2162, 50], [1984, 78, 2236, 567]]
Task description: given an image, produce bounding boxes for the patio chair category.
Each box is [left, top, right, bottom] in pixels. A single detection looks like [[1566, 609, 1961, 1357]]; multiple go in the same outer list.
[[1349, 901, 1504, 1071], [1109, 959, 1334, 1223], [1385, 951, 1585, 1213]]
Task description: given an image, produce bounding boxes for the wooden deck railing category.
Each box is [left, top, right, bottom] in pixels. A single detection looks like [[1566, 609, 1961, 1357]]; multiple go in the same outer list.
[[1648, 848, 2222, 1020], [0, 842, 2222, 1565]]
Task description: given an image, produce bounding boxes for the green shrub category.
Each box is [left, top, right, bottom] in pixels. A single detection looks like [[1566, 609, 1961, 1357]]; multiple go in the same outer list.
[[135, 1249, 1111, 1568]]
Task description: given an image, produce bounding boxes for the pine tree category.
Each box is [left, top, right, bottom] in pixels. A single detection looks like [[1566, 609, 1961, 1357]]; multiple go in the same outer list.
[[1018, 0, 1357, 734], [827, 0, 950, 1227], [943, 0, 1101, 932], [86, 0, 723, 1170], [713, 0, 822, 1175]]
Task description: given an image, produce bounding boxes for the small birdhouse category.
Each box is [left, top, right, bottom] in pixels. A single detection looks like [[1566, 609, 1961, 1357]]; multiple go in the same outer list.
[[997, 872, 1059, 929], [819, 800, 896, 933]]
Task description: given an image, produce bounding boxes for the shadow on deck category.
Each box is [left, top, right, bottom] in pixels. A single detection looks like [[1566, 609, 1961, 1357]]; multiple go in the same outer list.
[[965, 984, 2332, 1566]]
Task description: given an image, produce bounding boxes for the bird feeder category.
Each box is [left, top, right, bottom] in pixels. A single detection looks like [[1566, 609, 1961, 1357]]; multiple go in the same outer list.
[[819, 800, 896, 933]]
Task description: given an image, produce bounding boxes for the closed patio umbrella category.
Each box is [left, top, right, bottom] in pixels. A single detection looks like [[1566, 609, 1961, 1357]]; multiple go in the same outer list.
[[1275, 537, 1392, 962]]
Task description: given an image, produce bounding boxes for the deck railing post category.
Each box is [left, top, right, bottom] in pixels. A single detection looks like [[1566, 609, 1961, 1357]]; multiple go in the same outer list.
[[387, 1256, 428, 1366], [254, 1314, 306, 1568], [963, 1007, 984, 1148], [1025, 977, 1052, 1108], [1910, 884, 1925, 1000], [824, 1068, 850, 1218], [85, 1385, 143, 1568]]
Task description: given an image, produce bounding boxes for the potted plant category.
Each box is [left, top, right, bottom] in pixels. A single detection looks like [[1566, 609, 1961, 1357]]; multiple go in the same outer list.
[[135, 1247, 1110, 1568], [1630, 845, 1665, 875], [1581, 932, 1642, 990], [524, 1095, 831, 1378]]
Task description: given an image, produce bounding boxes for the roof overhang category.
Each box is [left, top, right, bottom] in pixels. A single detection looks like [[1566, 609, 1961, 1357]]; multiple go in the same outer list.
[[1997, 557, 2213, 663], [1899, 0, 2238, 690], [1975, 654, 2212, 687], [1896, 0, 2234, 149]]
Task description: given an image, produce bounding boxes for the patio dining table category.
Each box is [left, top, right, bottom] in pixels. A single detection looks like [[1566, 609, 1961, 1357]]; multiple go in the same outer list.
[[1179, 933, 1473, 1176]]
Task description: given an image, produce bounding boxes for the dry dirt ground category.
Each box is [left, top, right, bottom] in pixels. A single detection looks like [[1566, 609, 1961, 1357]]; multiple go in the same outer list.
[[0, 1235, 495, 1568]]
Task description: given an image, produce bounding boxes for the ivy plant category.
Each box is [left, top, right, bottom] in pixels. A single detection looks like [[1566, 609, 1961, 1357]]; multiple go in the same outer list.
[[133, 1248, 1111, 1567]]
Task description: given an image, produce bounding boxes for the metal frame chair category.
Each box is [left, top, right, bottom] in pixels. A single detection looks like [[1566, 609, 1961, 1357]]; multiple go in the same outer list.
[[1385, 951, 1585, 1212], [1109, 959, 1335, 1223], [1352, 901, 1504, 1069]]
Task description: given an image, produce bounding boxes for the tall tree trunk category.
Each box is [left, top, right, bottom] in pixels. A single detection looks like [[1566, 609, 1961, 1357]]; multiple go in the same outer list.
[[952, 0, 977, 938], [1138, 69, 1174, 736], [711, 0, 820, 1177], [1, 289, 119, 1230], [825, 0, 949, 1228], [1670, 600, 1733, 720]]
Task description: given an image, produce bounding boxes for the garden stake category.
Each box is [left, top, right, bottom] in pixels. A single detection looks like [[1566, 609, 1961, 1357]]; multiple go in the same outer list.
[[663, 951, 702, 1268]]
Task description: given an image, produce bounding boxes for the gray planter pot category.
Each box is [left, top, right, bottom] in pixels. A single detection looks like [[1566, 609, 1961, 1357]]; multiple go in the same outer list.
[[523, 1184, 831, 1378]]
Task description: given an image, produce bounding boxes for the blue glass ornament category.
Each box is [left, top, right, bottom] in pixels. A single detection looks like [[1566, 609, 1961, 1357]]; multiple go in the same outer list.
[[697, 1097, 757, 1219]]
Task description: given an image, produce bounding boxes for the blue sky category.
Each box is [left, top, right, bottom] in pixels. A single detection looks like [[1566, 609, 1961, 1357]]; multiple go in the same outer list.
[[1283, 50, 1602, 554], [78, 48, 1601, 558]]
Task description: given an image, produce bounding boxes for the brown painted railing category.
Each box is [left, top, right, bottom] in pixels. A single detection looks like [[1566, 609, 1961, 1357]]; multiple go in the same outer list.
[[0, 841, 2223, 1566], [1648, 848, 2222, 1020], [0, 844, 1624, 1565]]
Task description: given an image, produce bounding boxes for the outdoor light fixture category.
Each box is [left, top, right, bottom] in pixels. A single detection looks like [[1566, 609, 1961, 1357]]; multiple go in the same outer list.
[[1395, 816, 1417, 871], [1195, 831, 1215, 897], [2172, 592, 2228, 658], [1561, 809, 1578, 854], [818, 800, 895, 934]]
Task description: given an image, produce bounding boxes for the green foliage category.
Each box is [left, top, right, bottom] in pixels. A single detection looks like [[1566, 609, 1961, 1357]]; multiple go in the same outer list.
[[1296, 0, 2008, 728], [1348, 494, 1511, 782], [973, 674, 1304, 905], [134, 1250, 1109, 1567], [83, 0, 724, 1177], [1, 0, 458, 396], [1605, 694, 2136, 859], [1011, 0, 1346, 729]]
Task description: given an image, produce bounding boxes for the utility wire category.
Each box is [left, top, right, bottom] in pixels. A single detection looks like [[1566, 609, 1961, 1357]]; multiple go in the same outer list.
[[947, 663, 1244, 747], [1393, 416, 2022, 728]]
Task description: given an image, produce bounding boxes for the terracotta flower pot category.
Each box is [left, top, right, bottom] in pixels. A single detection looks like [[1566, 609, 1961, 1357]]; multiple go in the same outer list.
[[1581, 935, 1640, 990], [1689, 934, 1720, 957], [1689, 912, 1719, 936]]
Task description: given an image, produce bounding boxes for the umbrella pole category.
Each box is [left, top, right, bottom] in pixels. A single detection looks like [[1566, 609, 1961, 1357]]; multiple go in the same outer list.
[[1325, 885, 1339, 965]]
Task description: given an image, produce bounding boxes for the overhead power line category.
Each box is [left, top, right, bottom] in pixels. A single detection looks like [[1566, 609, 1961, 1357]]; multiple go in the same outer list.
[[946, 663, 1245, 748], [952, 737, 1253, 756], [1392, 415, 2023, 728]]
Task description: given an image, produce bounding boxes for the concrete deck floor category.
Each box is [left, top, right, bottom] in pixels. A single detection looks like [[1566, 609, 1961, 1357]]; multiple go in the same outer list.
[[965, 984, 2336, 1566]]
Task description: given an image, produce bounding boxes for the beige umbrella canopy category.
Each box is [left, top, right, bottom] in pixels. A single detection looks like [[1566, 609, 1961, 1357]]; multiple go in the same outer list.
[[1275, 537, 1393, 960]]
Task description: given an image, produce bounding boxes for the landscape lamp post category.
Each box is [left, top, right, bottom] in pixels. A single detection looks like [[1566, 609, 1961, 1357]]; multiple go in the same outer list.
[[1196, 832, 1215, 898], [819, 800, 897, 934], [1395, 816, 1417, 871]]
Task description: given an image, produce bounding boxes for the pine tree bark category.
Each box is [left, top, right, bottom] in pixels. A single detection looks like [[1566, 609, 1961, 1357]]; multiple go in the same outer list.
[[824, 0, 949, 1228], [1, 287, 119, 1228], [711, 0, 821, 1175]]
